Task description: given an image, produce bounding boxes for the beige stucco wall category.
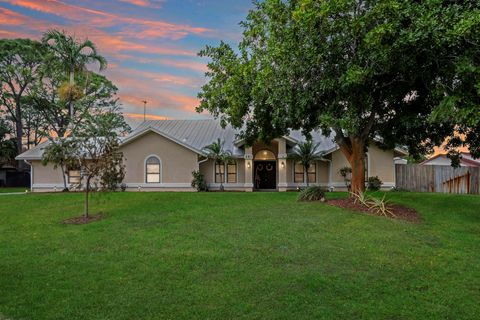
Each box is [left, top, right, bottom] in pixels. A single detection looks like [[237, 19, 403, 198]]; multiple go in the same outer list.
[[330, 144, 395, 188], [368, 146, 395, 185], [199, 158, 246, 190], [27, 133, 396, 192], [285, 159, 329, 186], [120, 131, 198, 186], [317, 161, 329, 183], [30, 160, 65, 192]]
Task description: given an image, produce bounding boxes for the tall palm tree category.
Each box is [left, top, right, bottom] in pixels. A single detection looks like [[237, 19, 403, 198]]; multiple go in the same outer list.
[[289, 140, 323, 187], [42, 30, 107, 118], [202, 138, 232, 191]]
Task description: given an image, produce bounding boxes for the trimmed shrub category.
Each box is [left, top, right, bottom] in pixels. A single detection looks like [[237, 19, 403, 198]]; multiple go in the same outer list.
[[191, 170, 208, 192], [298, 186, 326, 202], [367, 176, 382, 191], [338, 166, 352, 190]]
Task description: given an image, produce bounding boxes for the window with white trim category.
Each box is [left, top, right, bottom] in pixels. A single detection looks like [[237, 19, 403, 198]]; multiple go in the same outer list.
[[294, 162, 304, 183], [227, 162, 237, 183], [307, 163, 316, 183], [294, 162, 317, 183], [215, 163, 225, 183], [146, 156, 161, 183], [68, 170, 81, 184]]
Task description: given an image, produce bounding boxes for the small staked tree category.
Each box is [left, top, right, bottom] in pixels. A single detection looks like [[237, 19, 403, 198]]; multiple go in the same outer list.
[[288, 140, 323, 187], [202, 138, 232, 191], [42, 139, 76, 191], [42, 30, 107, 118]]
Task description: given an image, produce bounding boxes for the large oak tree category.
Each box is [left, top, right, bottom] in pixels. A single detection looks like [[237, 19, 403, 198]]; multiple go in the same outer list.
[[198, 0, 480, 193], [0, 39, 46, 167]]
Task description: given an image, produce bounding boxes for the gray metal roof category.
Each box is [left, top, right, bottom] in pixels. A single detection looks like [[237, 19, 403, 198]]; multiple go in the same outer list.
[[126, 119, 244, 156], [15, 140, 51, 161], [17, 119, 338, 160]]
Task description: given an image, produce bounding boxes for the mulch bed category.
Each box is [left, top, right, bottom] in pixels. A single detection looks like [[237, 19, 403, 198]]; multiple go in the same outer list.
[[328, 198, 421, 223], [63, 213, 105, 225]]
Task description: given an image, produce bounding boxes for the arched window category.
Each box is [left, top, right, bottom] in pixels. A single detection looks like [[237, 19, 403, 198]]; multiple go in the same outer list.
[[254, 149, 276, 160], [145, 156, 161, 183]]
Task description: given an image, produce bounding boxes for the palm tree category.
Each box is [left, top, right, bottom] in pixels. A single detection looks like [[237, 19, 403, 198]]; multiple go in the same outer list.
[[289, 140, 323, 187], [42, 30, 107, 118], [202, 138, 232, 191]]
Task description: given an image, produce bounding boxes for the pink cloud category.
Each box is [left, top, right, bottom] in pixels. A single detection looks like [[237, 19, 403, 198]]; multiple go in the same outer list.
[[118, 0, 164, 9], [2, 0, 211, 39], [0, 2, 207, 119], [0, 7, 25, 25], [124, 112, 170, 120], [0, 8, 197, 57], [109, 67, 203, 88]]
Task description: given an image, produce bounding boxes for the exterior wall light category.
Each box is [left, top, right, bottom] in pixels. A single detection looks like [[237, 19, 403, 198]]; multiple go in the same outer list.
[[281, 161, 285, 168], [247, 161, 251, 169]]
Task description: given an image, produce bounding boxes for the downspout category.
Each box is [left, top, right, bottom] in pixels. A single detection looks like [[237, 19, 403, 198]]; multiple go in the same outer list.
[[198, 157, 208, 165], [23, 160, 33, 192]]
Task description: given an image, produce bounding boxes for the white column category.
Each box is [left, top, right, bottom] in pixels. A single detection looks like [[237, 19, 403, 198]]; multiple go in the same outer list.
[[244, 147, 253, 192], [277, 138, 288, 192]]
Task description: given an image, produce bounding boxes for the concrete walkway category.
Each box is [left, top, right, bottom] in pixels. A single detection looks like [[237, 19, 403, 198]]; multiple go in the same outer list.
[[0, 192, 28, 196]]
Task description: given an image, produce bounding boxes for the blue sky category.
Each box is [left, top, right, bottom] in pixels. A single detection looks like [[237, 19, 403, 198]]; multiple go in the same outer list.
[[0, 0, 253, 122]]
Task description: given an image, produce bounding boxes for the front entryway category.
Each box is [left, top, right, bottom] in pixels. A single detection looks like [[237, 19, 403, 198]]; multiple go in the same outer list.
[[254, 161, 276, 190]]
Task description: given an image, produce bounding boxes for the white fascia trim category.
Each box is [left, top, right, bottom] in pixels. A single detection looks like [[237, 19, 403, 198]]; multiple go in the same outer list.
[[322, 145, 340, 156]]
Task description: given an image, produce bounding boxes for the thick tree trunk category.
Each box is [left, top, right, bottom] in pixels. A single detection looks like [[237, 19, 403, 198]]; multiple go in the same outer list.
[[339, 137, 366, 195], [68, 70, 74, 118], [60, 164, 68, 191], [220, 171, 224, 191], [15, 101, 24, 170], [305, 164, 309, 187]]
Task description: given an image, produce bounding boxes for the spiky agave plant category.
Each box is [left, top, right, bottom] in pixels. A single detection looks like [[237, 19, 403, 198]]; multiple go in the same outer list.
[[367, 194, 395, 217], [351, 191, 369, 206]]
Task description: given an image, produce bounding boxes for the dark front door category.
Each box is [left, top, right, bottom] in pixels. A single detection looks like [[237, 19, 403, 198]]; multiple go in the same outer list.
[[254, 161, 276, 190]]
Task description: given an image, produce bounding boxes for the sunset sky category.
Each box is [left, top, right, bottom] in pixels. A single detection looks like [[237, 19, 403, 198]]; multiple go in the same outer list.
[[0, 0, 252, 124]]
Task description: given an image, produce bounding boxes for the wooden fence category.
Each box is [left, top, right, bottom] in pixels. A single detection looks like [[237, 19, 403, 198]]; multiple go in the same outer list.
[[395, 164, 480, 194]]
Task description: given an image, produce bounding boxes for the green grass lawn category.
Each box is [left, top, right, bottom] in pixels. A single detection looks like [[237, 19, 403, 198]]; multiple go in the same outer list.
[[0, 192, 479, 320], [0, 187, 27, 193]]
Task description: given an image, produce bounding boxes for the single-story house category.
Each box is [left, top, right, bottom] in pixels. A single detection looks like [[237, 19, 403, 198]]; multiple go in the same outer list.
[[420, 152, 480, 167], [16, 119, 406, 192]]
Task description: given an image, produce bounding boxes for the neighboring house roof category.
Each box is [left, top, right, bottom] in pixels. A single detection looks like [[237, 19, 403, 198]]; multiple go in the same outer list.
[[15, 119, 407, 160], [420, 152, 480, 167], [15, 140, 50, 161]]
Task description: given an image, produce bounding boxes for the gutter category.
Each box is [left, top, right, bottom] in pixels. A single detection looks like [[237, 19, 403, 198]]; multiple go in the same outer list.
[[198, 156, 209, 166]]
